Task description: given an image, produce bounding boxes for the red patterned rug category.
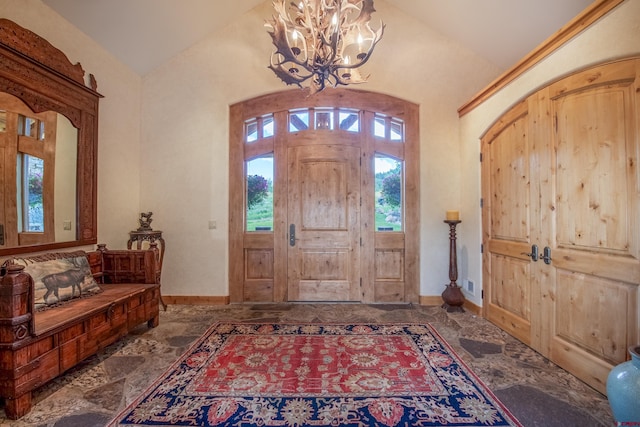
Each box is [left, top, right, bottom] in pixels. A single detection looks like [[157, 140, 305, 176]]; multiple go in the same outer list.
[[109, 323, 522, 426]]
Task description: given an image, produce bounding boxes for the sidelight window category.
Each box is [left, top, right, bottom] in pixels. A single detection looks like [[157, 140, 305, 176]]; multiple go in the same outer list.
[[246, 155, 274, 232], [375, 155, 402, 231]]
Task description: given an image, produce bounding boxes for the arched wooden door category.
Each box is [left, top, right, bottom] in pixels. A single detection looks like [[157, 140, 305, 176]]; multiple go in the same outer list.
[[229, 89, 419, 304], [482, 58, 640, 393]]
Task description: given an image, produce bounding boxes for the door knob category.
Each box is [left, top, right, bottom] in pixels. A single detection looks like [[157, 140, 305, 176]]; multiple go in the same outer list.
[[541, 246, 552, 264], [521, 244, 538, 261]]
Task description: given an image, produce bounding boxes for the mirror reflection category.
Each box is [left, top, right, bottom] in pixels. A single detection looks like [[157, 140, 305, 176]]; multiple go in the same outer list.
[[0, 92, 78, 248]]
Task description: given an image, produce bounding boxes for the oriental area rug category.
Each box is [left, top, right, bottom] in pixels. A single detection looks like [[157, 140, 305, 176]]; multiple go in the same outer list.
[[110, 323, 522, 427]]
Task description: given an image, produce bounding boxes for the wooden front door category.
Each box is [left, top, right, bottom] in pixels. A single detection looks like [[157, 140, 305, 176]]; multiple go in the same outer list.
[[229, 89, 419, 305], [482, 59, 640, 394], [287, 144, 361, 301]]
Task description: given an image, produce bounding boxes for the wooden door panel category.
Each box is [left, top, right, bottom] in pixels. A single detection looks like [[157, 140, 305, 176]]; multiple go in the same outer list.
[[288, 145, 360, 302], [373, 234, 406, 302], [543, 60, 640, 393], [487, 254, 532, 343], [484, 59, 640, 394], [554, 269, 634, 364], [483, 103, 535, 346], [490, 254, 531, 320], [243, 249, 275, 302], [555, 86, 631, 252], [300, 161, 348, 229], [490, 118, 530, 243], [289, 280, 352, 301], [301, 249, 349, 279]]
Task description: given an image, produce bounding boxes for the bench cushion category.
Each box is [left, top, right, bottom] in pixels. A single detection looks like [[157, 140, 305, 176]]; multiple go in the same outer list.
[[12, 251, 101, 309]]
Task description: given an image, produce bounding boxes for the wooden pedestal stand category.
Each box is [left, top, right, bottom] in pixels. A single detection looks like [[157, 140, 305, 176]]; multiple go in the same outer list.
[[442, 219, 465, 312]]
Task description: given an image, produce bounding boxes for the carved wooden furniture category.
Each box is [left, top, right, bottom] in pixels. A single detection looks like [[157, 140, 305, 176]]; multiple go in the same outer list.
[[0, 245, 161, 419], [127, 229, 167, 310], [128, 230, 165, 268], [0, 18, 100, 255]]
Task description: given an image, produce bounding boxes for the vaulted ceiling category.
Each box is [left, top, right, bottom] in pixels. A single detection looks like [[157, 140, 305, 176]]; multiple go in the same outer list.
[[42, 0, 594, 76]]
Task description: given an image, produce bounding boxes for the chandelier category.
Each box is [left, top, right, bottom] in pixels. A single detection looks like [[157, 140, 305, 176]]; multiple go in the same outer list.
[[266, 0, 384, 94]]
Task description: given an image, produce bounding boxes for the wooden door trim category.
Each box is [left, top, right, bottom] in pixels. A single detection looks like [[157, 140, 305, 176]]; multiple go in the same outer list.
[[458, 0, 626, 117]]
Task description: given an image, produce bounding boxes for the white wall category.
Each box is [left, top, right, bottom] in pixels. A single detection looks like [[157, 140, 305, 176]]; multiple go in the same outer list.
[[0, 0, 143, 251], [459, 0, 640, 306], [140, 0, 499, 298]]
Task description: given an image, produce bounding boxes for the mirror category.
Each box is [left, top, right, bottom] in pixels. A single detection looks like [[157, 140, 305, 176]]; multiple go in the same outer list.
[[0, 92, 78, 247], [0, 18, 101, 256]]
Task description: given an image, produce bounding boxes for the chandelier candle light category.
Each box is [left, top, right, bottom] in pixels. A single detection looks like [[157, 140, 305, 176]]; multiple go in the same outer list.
[[265, 0, 385, 94]]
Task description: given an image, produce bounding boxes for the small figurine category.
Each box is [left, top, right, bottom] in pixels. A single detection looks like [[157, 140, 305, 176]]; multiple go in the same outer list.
[[137, 212, 153, 231]]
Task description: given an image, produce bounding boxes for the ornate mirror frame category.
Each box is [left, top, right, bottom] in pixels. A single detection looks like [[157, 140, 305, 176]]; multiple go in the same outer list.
[[0, 19, 101, 255]]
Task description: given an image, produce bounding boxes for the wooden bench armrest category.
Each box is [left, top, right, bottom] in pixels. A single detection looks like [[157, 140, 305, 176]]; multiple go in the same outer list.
[[94, 244, 160, 285]]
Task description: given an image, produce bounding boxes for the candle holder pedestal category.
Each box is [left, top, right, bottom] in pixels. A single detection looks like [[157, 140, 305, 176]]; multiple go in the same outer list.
[[442, 219, 465, 312]]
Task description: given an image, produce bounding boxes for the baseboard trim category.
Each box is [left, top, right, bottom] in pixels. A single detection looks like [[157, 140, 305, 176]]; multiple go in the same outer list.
[[163, 295, 230, 305], [419, 295, 482, 316]]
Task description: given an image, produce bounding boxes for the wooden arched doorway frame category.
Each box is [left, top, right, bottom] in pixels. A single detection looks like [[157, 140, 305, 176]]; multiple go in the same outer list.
[[229, 89, 419, 303]]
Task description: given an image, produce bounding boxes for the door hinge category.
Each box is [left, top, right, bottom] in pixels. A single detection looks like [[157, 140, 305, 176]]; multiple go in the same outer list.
[[480, 152, 483, 162], [480, 244, 484, 254], [480, 198, 484, 208], [360, 237, 363, 246], [481, 290, 484, 299], [360, 277, 362, 288]]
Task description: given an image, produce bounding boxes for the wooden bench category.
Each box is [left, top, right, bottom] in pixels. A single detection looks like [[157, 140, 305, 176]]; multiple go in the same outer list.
[[0, 244, 161, 419]]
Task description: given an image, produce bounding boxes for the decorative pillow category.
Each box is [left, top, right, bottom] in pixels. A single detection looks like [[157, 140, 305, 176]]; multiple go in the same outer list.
[[11, 253, 101, 309]]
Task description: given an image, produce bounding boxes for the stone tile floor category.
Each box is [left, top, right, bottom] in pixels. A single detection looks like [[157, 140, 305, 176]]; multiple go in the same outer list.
[[0, 304, 614, 427]]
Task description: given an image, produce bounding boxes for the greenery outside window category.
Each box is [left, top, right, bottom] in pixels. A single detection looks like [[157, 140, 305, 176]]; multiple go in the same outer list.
[[375, 155, 402, 231], [246, 155, 274, 231], [18, 154, 44, 232]]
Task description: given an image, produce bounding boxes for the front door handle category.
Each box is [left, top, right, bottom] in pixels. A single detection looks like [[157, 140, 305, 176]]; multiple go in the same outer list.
[[521, 244, 538, 261], [541, 246, 552, 265], [289, 224, 296, 246]]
